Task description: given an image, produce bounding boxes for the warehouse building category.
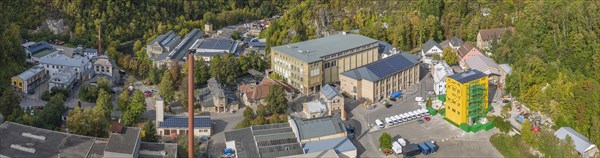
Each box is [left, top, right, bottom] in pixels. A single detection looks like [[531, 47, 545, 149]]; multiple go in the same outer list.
[[11, 65, 48, 93], [340, 53, 420, 102], [271, 33, 380, 94]]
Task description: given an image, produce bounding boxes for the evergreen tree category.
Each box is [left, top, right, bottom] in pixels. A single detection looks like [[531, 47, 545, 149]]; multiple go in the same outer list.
[[379, 132, 392, 149], [158, 71, 176, 103], [265, 84, 288, 114], [142, 121, 159, 142]]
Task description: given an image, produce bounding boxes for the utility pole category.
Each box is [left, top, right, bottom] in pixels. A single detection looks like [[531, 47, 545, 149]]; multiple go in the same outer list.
[[187, 50, 195, 158]]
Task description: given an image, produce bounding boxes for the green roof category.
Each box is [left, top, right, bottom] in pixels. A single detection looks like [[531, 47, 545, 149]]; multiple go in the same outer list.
[[272, 34, 378, 63]]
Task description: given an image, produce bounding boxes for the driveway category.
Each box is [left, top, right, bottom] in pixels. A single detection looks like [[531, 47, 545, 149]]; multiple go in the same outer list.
[[207, 109, 244, 158]]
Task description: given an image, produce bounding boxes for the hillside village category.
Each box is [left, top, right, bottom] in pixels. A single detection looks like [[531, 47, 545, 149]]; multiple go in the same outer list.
[[1, 1, 599, 158]]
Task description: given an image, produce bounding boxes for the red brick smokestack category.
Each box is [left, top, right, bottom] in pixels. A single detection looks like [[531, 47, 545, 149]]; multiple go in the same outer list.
[[187, 50, 195, 158], [97, 28, 102, 55]]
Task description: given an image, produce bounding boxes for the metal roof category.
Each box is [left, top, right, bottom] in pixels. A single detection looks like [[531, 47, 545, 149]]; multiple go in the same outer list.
[[24, 41, 54, 54], [341, 53, 419, 82], [554, 127, 597, 154], [194, 51, 227, 57], [377, 40, 393, 55], [0, 122, 96, 158], [449, 36, 464, 47], [293, 116, 345, 140], [320, 84, 340, 100], [499, 64, 512, 75], [225, 123, 303, 158], [147, 30, 176, 46], [196, 38, 234, 51], [303, 137, 356, 154], [16, 65, 45, 81], [170, 29, 204, 61], [39, 52, 90, 67], [433, 61, 454, 84], [464, 55, 501, 75], [157, 116, 211, 128], [447, 69, 487, 84], [139, 142, 178, 158], [422, 39, 442, 53], [105, 127, 141, 155], [272, 34, 378, 63]]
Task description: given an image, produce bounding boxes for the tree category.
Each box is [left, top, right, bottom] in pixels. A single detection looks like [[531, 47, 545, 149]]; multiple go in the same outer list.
[[194, 59, 210, 86], [268, 113, 281, 123], [442, 47, 459, 65], [265, 84, 288, 114], [243, 107, 254, 119], [96, 89, 113, 117], [426, 98, 432, 108], [122, 90, 146, 126], [379, 132, 392, 149], [78, 83, 98, 102], [231, 31, 241, 40], [117, 91, 130, 112], [95, 76, 110, 93], [142, 121, 159, 142], [0, 88, 20, 117], [177, 135, 199, 158], [432, 53, 442, 61], [67, 106, 109, 137], [133, 40, 143, 52], [256, 104, 267, 116], [158, 71, 176, 103], [252, 115, 267, 125], [521, 120, 535, 144]]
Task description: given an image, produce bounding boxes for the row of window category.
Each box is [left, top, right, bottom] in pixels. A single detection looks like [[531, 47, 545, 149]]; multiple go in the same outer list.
[[324, 60, 337, 69], [322, 43, 376, 60]]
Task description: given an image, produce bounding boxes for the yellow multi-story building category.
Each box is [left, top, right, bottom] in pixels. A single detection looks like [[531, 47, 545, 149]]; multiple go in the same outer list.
[[11, 65, 47, 93], [271, 33, 380, 94], [445, 69, 489, 125]]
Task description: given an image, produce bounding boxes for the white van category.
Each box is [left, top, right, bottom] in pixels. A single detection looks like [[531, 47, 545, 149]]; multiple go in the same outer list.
[[397, 138, 407, 146], [385, 117, 394, 126], [415, 110, 423, 117], [395, 115, 403, 123], [375, 119, 385, 128], [390, 116, 398, 125], [401, 114, 408, 121], [392, 141, 403, 154], [409, 112, 416, 119], [423, 108, 430, 116]]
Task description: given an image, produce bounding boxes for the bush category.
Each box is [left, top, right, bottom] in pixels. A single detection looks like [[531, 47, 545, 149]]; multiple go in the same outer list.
[[379, 132, 392, 150], [41, 90, 51, 101]]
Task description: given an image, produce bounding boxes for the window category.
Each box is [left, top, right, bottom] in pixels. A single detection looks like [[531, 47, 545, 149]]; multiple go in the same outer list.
[[164, 129, 170, 135], [352, 86, 357, 93]]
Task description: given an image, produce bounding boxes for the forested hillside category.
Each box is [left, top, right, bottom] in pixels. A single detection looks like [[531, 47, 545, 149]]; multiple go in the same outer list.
[[263, 0, 600, 145]]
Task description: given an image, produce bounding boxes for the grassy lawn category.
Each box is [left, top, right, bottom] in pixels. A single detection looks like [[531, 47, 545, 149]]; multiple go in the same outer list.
[[490, 134, 535, 158]]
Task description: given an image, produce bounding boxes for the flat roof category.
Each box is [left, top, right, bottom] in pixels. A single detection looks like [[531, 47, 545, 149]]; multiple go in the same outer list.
[[293, 116, 345, 140], [225, 123, 304, 158], [303, 137, 356, 154], [279, 149, 339, 158], [305, 100, 327, 113], [195, 38, 234, 51], [341, 53, 419, 82], [272, 34, 378, 63], [104, 127, 141, 155], [0, 122, 96, 158], [139, 142, 178, 158], [447, 69, 487, 84]]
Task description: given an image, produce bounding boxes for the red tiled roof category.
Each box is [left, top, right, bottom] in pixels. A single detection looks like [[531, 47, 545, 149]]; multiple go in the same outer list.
[[239, 78, 281, 100], [478, 27, 514, 41]]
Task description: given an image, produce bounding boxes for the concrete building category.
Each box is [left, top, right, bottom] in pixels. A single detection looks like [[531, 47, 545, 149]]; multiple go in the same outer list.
[[270, 34, 380, 94], [445, 69, 489, 125], [340, 53, 420, 102], [11, 65, 48, 93], [303, 100, 328, 119], [39, 51, 93, 81], [464, 55, 502, 84], [225, 116, 355, 158], [23, 41, 56, 63], [289, 116, 347, 143], [0, 121, 177, 158], [319, 84, 345, 119], [155, 97, 212, 137], [192, 38, 238, 62], [477, 27, 514, 50], [421, 39, 443, 65], [94, 55, 115, 77], [554, 127, 599, 158], [198, 78, 239, 113], [48, 68, 77, 90], [225, 123, 305, 158], [147, 29, 204, 66], [432, 61, 454, 95]]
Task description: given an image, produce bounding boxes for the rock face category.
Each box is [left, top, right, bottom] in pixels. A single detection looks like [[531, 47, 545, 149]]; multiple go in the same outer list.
[[37, 19, 69, 34]]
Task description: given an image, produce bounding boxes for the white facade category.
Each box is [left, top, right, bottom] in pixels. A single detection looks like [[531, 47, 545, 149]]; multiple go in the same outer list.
[[48, 68, 77, 90], [39, 52, 91, 81], [421, 46, 443, 65], [432, 61, 454, 95], [94, 56, 114, 77]]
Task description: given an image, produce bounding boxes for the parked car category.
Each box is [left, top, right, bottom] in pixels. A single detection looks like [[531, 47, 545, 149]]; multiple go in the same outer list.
[[144, 92, 152, 97], [415, 97, 424, 102], [375, 119, 385, 128]]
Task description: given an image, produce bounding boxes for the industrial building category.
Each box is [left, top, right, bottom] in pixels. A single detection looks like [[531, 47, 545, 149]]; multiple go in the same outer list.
[[193, 38, 238, 62], [146, 29, 203, 66], [340, 53, 420, 102], [445, 69, 489, 125], [270, 33, 380, 94], [11, 65, 48, 93], [48, 68, 77, 90], [22, 41, 56, 63], [39, 51, 93, 81], [0, 121, 177, 158]]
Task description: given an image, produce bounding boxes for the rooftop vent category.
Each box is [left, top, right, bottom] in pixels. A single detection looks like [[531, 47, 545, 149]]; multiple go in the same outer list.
[[110, 122, 124, 133], [11, 144, 36, 153], [21, 133, 46, 141]]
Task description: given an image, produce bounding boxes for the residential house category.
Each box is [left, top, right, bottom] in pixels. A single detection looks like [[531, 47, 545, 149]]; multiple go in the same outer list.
[[155, 97, 212, 138], [239, 77, 291, 108], [445, 70, 489, 125], [448, 36, 465, 50], [198, 78, 239, 113], [11, 65, 48, 93], [432, 61, 454, 95], [340, 53, 420, 102], [93, 55, 118, 84], [271, 33, 380, 94], [0, 121, 177, 158], [193, 38, 238, 62], [421, 39, 443, 65], [477, 27, 514, 50], [464, 55, 503, 84], [457, 42, 485, 68], [554, 127, 599, 158]]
